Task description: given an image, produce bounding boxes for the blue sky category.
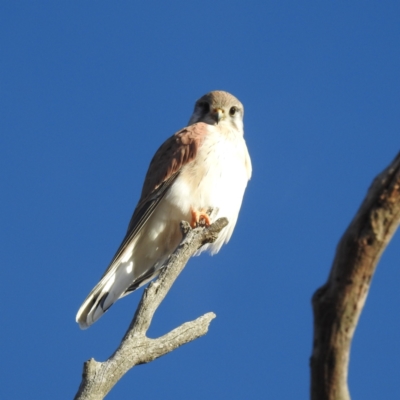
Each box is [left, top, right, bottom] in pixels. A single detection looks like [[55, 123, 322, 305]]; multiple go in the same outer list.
[[1, 2, 399, 399]]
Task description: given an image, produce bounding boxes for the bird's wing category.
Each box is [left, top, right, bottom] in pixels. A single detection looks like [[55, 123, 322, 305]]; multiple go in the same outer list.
[[76, 123, 208, 327], [103, 122, 208, 277]]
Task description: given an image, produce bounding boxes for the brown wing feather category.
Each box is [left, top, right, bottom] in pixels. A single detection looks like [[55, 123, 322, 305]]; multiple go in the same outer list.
[[139, 123, 207, 202], [102, 122, 208, 275]]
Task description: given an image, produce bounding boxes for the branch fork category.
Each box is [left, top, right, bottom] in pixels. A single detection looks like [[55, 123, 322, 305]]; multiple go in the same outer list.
[[75, 218, 228, 400]]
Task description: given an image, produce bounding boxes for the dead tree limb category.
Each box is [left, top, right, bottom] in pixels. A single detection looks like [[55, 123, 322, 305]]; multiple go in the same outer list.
[[75, 218, 228, 400], [311, 152, 400, 400]]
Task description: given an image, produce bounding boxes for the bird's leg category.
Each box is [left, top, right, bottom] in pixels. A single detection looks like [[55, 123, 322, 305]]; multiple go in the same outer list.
[[190, 207, 212, 228]]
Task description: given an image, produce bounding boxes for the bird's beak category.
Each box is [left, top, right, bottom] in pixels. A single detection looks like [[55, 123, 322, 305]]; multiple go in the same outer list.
[[211, 108, 224, 124]]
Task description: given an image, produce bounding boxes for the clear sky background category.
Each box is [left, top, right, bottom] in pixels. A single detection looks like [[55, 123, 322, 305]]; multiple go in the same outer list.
[[1, 2, 399, 399]]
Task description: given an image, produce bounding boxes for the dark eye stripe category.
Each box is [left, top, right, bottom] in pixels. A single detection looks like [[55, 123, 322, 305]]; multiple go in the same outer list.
[[198, 102, 210, 113]]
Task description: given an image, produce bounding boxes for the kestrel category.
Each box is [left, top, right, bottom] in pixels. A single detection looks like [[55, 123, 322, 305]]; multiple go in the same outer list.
[[76, 90, 252, 329]]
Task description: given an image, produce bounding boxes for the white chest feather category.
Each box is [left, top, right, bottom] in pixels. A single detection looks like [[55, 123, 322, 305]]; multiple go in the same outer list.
[[165, 125, 251, 253]]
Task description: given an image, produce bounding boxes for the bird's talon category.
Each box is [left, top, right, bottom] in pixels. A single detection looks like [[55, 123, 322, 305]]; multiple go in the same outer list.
[[190, 208, 212, 228]]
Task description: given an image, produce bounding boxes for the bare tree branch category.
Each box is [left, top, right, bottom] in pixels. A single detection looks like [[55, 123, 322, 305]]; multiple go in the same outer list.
[[75, 218, 228, 400], [311, 152, 400, 400]]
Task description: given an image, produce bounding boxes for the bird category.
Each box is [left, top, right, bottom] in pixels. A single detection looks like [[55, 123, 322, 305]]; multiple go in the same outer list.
[[76, 90, 252, 329]]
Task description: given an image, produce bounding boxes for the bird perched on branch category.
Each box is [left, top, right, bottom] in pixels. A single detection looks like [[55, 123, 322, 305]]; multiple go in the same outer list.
[[76, 90, 252, 329]]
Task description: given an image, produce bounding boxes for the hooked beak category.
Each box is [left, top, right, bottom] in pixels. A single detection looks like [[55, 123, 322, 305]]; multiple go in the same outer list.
[[211, 108, 224, 124]]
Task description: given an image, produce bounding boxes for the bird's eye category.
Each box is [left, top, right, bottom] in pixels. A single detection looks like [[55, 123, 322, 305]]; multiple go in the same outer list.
[[199, 102, 210, 113], [229, 106, 238, 116]]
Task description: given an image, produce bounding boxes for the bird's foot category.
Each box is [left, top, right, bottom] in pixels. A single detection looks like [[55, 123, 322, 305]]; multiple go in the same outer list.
[[190, 208, 212, 228]]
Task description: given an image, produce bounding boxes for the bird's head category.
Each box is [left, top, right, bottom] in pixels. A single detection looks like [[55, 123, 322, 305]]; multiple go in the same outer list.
[[188, 90, 244, 133]]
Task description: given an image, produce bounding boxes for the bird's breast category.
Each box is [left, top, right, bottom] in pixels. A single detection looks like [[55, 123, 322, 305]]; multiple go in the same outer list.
[[165, 129, 250, 221]]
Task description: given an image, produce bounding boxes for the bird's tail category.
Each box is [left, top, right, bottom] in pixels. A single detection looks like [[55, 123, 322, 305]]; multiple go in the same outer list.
[[76, 259, 164, 329], [76, 262, 128, 329]]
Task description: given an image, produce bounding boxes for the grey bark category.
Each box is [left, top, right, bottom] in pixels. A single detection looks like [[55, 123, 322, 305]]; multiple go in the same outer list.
[[75, 218, 228, 400], [311, 152, 400, 400]]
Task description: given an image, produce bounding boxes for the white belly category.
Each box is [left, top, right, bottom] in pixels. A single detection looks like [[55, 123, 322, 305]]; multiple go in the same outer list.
[[165, 127, 251, 254]]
